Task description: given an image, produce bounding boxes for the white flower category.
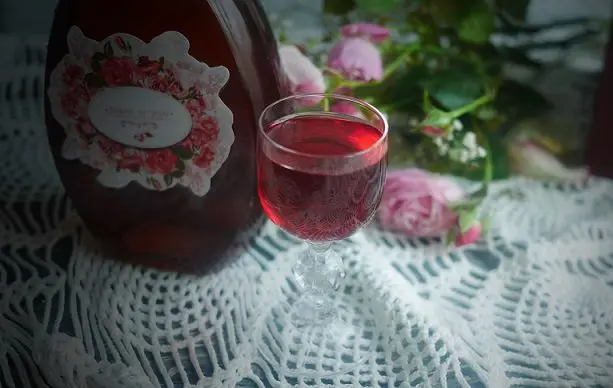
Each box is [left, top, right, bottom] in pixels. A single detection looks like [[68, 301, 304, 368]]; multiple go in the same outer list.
[[476, 146, 487, 158], [452, 119, 463, 131], [462, 132, 477, 149]]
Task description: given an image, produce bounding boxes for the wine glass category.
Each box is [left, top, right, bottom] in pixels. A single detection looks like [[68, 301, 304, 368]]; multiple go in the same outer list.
[[254, 93, 388, 377]]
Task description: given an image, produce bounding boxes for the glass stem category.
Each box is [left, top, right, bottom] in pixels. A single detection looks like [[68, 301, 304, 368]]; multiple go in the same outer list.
[[290, 242, 344, 326], [309, 242, 332, 263]]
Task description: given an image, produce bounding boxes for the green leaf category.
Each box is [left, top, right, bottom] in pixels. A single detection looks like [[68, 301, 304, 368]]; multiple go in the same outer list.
[[323, 0, 356, 15], [84, 73, 106, 88], [103, 42, 114, 57], [172, 146, 193, 160], [175, 158, 186, 172], [458, 2, 495, 44], [420, 108, 453, 128], [420, 68, 485, 111], [91, 60, 102, 73], [163, 175, 173, 186], [355, 64, 427, 111], [159, 57, 165, 66], [459, 208, 478, 233], [356, 0, 400, 13]]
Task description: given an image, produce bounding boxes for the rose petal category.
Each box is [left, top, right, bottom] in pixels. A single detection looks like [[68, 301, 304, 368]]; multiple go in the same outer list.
[[340, 23, 392, 43], [279, 45, 326, 104], [328, 37, 384, 82], [378, 168, 465, 237]]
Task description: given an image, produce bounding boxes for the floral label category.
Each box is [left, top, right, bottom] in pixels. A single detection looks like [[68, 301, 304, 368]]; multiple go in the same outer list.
[[47, 26, 235, 196], [88, 87, 193, 149]]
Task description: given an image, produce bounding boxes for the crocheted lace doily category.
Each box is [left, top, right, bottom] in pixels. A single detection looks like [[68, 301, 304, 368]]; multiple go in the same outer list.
[[2, 36, 613, 388]]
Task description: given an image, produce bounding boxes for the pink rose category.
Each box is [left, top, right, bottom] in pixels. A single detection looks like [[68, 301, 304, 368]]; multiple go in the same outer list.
[[278, 45, 326, 105], [144, 72, 183, 96], [144, 150, 178, 175], [328, 37, 384, 82], [377, 169, 465, 237], [192, 116, 218, 140], [340, 23, 392, 43], [192, 147, 214, 169], [184, 97, 209, 122], [455, 223, 482, 247], [100, 56, 135, 86]]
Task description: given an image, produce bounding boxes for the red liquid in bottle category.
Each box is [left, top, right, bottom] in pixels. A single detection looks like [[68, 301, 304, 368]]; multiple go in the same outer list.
[[44, 0, 287, 273], [258, 113, 387, 241]]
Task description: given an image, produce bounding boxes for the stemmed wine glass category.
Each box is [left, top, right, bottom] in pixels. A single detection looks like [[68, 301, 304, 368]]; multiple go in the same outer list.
[[254, 93, 388, 377]]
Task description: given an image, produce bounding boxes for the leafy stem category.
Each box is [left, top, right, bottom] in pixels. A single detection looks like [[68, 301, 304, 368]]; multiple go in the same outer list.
[[383, 42, 420, 77], [448, 91, 494, 121], [472, 116, 493, 184]]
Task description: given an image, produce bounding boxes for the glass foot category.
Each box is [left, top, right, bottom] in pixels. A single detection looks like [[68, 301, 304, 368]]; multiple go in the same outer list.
[[254, 295, 378, 378]]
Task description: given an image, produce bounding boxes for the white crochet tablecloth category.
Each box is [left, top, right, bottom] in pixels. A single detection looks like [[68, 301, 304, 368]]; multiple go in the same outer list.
[[2, 35, 613, 388]]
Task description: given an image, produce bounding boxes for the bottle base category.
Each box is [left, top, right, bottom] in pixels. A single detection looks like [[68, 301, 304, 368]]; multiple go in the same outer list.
[[81, 215, 267, 275]]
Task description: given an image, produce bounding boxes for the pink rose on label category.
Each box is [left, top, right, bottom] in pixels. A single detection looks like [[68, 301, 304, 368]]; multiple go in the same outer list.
[[145, 150, 178, 175], [63, 64, 85, 87], [378, 169, 465, 237], [100, 56, 136, 86], [145, 72, 183, 96], [184, 96, 209, 119], [193, 148, 214, 168], [60, 86, 89, 118]]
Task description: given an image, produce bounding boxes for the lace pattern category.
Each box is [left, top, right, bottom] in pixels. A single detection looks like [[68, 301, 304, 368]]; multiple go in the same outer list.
[[2, 36, 613, 388]]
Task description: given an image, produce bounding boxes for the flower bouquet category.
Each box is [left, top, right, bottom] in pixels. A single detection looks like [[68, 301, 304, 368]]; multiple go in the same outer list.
[[271, 0, 604, 244]]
